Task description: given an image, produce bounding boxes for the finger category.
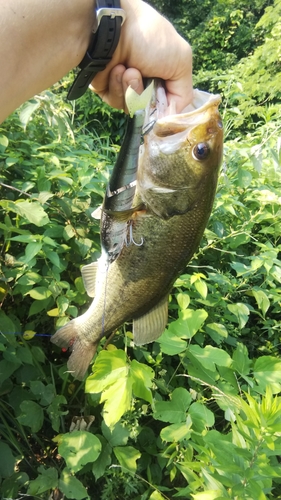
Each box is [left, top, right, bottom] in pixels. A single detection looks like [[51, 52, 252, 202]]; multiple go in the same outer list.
[[122, 68, 144, 95], [121, 68, 144, 113], [165, 44, 193, 113], [90, 64, 126, 109]]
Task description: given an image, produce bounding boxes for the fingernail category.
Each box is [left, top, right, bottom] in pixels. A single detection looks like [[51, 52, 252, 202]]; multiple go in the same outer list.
[[128, 78, 140, 90]]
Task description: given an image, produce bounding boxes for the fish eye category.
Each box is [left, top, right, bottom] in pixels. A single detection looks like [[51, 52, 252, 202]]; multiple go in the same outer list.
[[192, 143, 210, 161]]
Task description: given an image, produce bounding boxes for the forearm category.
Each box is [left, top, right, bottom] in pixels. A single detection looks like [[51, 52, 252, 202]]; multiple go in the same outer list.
[[0, 0, 94, 122]]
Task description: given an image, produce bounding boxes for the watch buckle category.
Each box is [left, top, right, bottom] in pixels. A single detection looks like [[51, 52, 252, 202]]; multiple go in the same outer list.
[[93, 8, 126, 33]]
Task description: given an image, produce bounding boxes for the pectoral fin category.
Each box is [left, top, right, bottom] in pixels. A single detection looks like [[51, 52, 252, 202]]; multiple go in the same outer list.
[[81, 262, 98, 297], [103, 203, 146, 222], [133, 295, 168, 345]]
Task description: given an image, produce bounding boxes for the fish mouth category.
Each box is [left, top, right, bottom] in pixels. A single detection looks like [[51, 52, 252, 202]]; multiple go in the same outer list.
[[144, 80, 222, 139]]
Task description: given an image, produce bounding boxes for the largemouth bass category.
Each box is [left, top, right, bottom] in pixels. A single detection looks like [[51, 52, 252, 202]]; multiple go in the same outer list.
[[51, 81, 223, 380]]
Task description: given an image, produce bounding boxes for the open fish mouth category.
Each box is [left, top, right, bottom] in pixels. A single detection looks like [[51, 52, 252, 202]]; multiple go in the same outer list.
[[141, 82, 222, 157]]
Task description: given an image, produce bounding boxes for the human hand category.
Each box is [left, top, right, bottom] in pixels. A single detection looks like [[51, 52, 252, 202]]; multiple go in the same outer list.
[[90, 0, 193, 114]]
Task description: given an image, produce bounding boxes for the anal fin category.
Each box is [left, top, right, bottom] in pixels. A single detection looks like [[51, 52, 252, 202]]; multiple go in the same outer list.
[[133, 295, 168, 345], [81, 262, 98, 298]]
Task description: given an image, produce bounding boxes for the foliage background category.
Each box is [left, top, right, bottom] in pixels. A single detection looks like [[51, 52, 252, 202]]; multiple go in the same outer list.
[[0, 0, 281, 499]]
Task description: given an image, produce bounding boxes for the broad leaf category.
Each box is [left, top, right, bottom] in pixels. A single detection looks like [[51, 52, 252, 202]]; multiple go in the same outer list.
[[59, 468, 89, 500], [160, 420, 192, 443], [254, 356, 281, 393], [154, 388, 192, 423], [130, 359, 154, 404], [169, 309, 208, 339], [113, 445, 141, 474], [227, 303, 250, 329], [17, 401, 44, 433], [58, 431, 101, 473], [27, 466, 58, 496], [157, 328, 187, 355]]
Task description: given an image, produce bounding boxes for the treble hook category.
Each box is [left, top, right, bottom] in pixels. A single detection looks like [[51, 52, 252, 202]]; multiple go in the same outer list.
[[125, 221, 144, 247]]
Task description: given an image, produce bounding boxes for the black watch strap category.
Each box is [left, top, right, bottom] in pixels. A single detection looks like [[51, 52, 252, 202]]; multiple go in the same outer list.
[[67, 0, 126, 101]]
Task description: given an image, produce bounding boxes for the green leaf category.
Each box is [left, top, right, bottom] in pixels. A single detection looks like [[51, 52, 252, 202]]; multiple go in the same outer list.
[[157, 328, 187, 355], [92, 435, 112, 481], [0, 359, 21, 384], [238, 167, 252, 188], [0, 133, 9, 152], [20, 241, 42, 264], [30, 381, 55, 405], [0, 310, 17, 334], [232, 343, 252, 376], [28, 296, 53, 316], [27, 466, 58, 496], [131, 359, 154, 404], [0, 442, 16, 478], [19, 99, 41, 128], [160, 420, 192, 443], [86, 354, 151, 428], [177, 292, 190, 310], [254, 356, 281, 393], [252, 289, 270, 316], [205, 323, 228, 344], [59, 468, 89, 500], [154, 388, 192, 423], [100, 375, 132, 429], [192, 491, 225, 500], [17, 400, 44, 432], [47, 394, 68, 432], [149, 492, 167, 500], [113, 445, 141, 474], [102, 420, 129, 447], [58, 431, 101, 473], [227, 303, 250, 328], [187, 345, 232, 372], [9, 200, 49, 226], [194, 279, 208, 299], [189, 402, 215, 432], [169, 309, 208, 339], [86, 350, 137, 428], [1, 472, 29, 499], [27, 286, 52, 300]]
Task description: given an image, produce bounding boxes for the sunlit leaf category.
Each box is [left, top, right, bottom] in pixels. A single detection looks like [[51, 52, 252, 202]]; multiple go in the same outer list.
[[130, 359, 154, 404], [154, 388, 192, 423], [113, 446, 141, 474], [252, 289, 270, 316], [227, 303, 250, 329], [58, 431, 101, 473], [157, 328, 187, 355], [27, 286, 52, 300], [169, 309, 208, 339], [59, 468, 89, 500], [254, 356, 281, 393], [160, 420, 192, 443]]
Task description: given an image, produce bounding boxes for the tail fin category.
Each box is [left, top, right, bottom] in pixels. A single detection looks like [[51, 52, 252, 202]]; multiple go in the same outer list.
[[51, 320, 77, 348], [67, 337, 97, 381], [51, 321, 97, 380]]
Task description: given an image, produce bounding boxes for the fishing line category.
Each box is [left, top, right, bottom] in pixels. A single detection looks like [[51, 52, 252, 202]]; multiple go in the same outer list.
[[1, 332, 52, 337]]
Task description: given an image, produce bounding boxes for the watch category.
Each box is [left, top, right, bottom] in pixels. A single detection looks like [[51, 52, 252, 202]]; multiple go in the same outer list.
[[67, 0, 126, 101]]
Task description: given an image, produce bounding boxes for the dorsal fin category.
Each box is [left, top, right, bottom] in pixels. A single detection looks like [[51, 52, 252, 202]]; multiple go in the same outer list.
[[133, 295, 169, 345], [81, 262, 98, 297]]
